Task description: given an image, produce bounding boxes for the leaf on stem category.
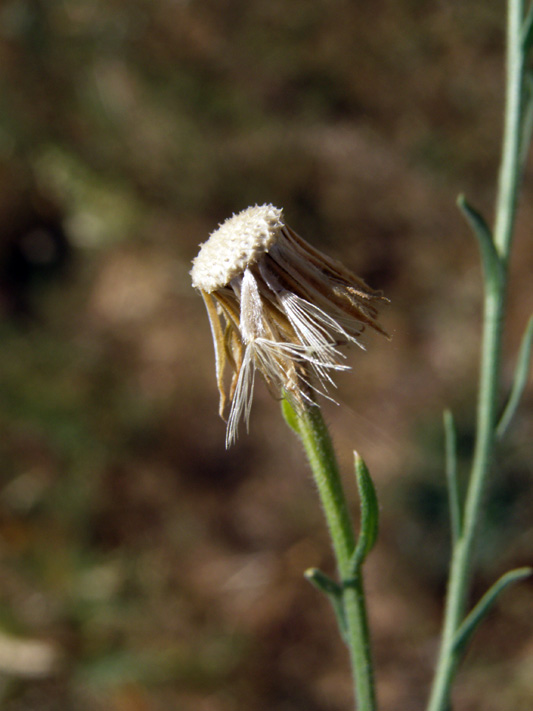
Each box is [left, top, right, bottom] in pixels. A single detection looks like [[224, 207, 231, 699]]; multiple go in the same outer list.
[[496, 315, 533, 439], [521, 2, 533, 51], [349, 452, 379, 575], [453, 567, 532, 655], [457, 195, 503, 287], [519, 71, 533, 168], [304, 568, 348, 642], [304, 567, 342, 595], [281, 397, 301, 435], [443, 410, 462, 545]]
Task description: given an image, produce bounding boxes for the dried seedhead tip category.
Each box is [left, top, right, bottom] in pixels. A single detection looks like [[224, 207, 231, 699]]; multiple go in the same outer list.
[[191, 204, 284, 293], [191, 204, 388, 446]]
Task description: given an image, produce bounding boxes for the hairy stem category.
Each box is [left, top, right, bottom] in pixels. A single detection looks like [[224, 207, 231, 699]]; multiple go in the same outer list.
[[293, 402, 376, 711]]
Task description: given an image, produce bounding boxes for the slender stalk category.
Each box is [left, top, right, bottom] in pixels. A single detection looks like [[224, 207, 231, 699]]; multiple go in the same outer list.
[[295, 403, 376, 711], [493, 0, 525, 260], [428, 292, 505, 710], [343, 580, 375, 711], [296, 403, 355, 567], [427, 1, 526, 708]]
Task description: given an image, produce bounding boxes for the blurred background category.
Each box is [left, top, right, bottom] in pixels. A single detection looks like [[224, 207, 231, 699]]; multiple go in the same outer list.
[[0, 1, 532, 709]]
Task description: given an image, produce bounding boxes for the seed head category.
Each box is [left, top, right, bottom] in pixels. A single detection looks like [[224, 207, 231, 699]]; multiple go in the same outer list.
[[191, 204, 388, 447]]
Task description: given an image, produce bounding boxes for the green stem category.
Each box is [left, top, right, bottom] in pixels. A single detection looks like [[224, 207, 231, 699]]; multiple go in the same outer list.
[[428, 292, 505, 710], [427, 1, 525, 709], [494, 0, 525, 260], [295, 402, 376, 711]]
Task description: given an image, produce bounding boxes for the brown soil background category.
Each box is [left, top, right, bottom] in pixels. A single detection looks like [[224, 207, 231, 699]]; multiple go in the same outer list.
[[0, 2, 532, 710]]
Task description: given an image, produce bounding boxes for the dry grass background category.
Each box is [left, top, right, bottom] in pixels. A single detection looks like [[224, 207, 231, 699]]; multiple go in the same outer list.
[[0, 1, 532, 709]]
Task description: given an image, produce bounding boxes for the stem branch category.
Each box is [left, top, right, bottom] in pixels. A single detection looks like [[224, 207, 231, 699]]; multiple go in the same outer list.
[[427, 1, 527, 708]]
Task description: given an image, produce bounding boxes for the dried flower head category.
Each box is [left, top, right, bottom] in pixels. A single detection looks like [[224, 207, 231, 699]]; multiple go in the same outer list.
[[191, 204, 388, 446]]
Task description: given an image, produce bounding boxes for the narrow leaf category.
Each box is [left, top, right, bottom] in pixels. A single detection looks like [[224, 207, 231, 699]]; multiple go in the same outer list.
[[281, 397, 301, 435], [457, 195, 503, 288], [304, 567, 342, 596], [304, 568, 348, 642], [453, 567, 532, 655], [349, 452, 379, 575], [522, 2, 533, 51], [497, 315, 533, 439], [519, 71, 533, 169], [443, 410, 462, 545]]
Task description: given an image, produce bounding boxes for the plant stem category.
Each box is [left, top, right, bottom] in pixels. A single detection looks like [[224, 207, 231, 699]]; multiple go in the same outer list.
[[427, 291, 505, 710], [427, 1, 525, 709], [494, 0, 525, 260], [295, 403, 376, 711]]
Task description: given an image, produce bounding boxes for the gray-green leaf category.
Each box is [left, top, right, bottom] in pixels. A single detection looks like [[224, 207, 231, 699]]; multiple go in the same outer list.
[[349, 452, 379, 575]]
